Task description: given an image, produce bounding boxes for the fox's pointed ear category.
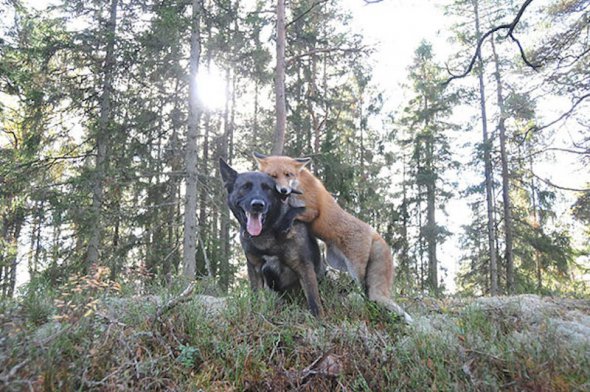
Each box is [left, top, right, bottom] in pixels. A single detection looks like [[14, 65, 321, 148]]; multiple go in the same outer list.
[[253, 152, 268, 168], [219, 158, 237, 191], [294, 157, 312, 170]]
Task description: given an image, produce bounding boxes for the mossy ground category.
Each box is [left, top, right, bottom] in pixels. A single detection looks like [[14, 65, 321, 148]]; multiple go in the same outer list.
[[1, 273, 589, 391]]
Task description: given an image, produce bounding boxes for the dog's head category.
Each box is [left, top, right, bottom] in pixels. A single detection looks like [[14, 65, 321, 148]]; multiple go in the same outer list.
[[220, 158, 281, 237]]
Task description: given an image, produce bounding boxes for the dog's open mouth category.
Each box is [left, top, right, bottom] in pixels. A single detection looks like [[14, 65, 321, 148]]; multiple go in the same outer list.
[[245, 211, 265, 236]]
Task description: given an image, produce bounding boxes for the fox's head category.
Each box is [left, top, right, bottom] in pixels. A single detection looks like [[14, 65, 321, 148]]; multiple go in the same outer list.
[[253, 152, 311, 196]]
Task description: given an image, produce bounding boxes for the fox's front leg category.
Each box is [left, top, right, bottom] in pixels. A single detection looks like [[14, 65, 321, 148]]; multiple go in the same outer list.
[[286, 184, 318, 223], [276, 206, 306, 236]]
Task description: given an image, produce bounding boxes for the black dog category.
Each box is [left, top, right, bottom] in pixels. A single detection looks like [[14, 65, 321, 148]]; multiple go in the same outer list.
[[219, 158, 325, 317]]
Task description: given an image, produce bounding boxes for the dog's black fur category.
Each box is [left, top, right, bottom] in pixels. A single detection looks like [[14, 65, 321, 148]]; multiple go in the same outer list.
[[219, 158, 325, 317]]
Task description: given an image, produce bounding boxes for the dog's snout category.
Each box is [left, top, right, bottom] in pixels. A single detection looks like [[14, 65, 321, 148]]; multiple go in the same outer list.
[[250, 199, 265, 211]]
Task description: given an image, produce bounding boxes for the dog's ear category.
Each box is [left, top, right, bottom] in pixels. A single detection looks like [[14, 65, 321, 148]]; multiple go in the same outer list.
[[294, 157, 312, 171], [219, 158, 237, 191], [253, 152, 268, 168]]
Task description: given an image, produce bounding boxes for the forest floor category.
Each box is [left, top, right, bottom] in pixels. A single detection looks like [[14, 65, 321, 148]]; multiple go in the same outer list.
[[1, 273, 589, 391]]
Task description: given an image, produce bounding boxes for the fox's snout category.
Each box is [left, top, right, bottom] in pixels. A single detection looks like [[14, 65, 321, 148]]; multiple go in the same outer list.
[[277, 185, 291, 195]]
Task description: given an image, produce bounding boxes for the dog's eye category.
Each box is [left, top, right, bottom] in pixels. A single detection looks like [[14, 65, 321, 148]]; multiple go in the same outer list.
[[239, 183, 252, 195]]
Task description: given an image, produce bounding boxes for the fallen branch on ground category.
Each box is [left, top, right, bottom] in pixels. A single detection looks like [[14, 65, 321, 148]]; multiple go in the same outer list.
[[152, 281, 196, 329]]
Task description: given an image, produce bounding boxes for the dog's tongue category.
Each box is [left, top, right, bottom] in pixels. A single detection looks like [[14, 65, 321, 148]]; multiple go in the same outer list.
[[247, 213, 263, 236]]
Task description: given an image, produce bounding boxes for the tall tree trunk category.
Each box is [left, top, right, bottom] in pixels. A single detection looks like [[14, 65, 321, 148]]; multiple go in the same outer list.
[[474, 0, 498, 296], [86, 0, 118, 270], [358, 89, 366, 216], [7, 207, 24, 297], [426, 145, 438, 296], [272, 0, 287, 155], [182, 0, 202, 279], [218, 68, 233, 291], [416, 142, 425, 291], [253, 80, 259, 157], [167, 80, 183, 277], [29, 198, 44, 277], [490, 34, 515, 294], [111, 198, 120, 280], [1, 202, 24, 297], [198, 36, 212, 277], [529, 151, 542, 292], [400, 148, 411, 289]]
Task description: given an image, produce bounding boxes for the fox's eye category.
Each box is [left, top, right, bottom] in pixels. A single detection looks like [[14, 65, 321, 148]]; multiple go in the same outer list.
[[285, 172, 292, 178], [271, 174, 278, 179]]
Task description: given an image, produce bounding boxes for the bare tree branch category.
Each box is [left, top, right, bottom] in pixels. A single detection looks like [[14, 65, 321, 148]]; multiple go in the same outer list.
[[505, 0, 533, 37], [1, 129, 19, 148], [16, 152, 93, 169], [287, 46, 366, 66], [287, 0, 329, 28], [520, 92, 590, 139], [527, 146, 589, 158], [444, 24, 511, 85], [444, 0, 539, 85], [532, 172, 590, 192], [508, 33, 540, 70], [152, 281, 196, 329]]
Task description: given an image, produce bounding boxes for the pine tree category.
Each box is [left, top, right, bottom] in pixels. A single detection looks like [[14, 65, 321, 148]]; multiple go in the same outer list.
[[397, 41, 459, 295]]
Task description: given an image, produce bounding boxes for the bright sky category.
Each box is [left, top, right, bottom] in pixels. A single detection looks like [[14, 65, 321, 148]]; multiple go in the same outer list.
[[343, 0, 452, 110]]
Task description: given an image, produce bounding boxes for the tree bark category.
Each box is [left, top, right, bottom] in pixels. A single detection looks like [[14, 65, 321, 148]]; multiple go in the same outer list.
[[182, 0, 202, 279], [197, 37, 212, 277], [86, 0, 118, 270], [426, 143, 438, 296], [272, 0, 287, 155], [529, 151, 542, 292], [7, 208, 24, 298], [400, 147, 411, 288], [29, 198, 44, 277], [218, 67, 233, 291], [253, 80, 259, 157], [490, 34, 515, 294], [474, 0, 498, 296]]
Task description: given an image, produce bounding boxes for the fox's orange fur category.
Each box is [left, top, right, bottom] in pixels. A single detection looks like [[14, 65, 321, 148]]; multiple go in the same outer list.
[[255, 154, 412, 323]]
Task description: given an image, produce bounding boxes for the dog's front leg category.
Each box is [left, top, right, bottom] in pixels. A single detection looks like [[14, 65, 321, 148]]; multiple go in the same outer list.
[[246, 255, 265, 291], [295, 262, 324, 318]]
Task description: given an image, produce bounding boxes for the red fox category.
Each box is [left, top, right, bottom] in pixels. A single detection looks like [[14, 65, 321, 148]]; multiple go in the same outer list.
[[254, 153, 412, 323]]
